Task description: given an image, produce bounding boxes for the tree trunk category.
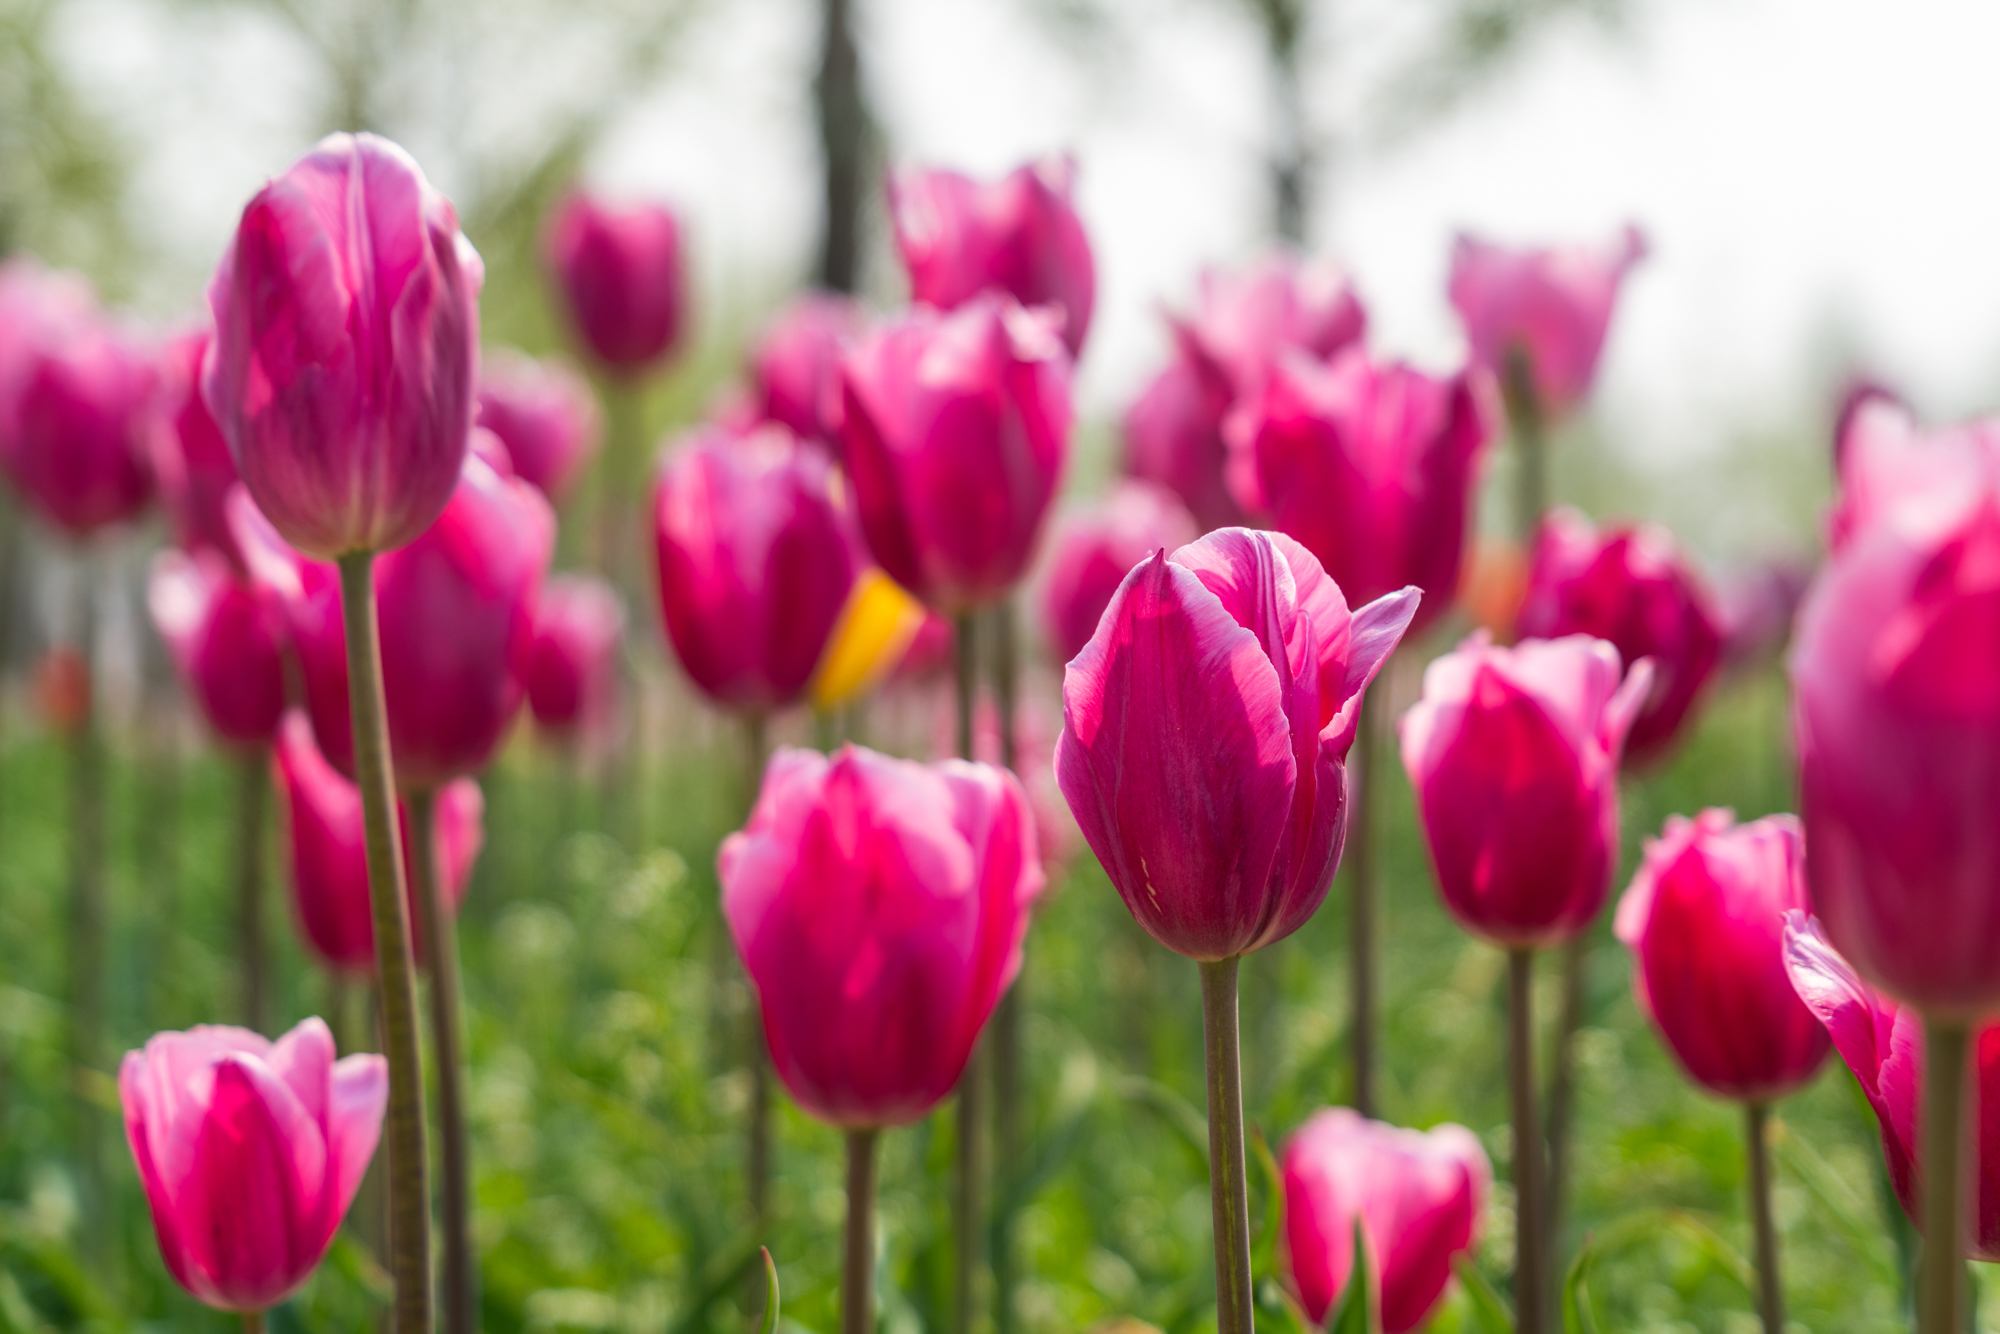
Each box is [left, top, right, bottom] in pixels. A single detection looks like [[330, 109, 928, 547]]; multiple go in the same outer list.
[[815, 0, 872, 293]]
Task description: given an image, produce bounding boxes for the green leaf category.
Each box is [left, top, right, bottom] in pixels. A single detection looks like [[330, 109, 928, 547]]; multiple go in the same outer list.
[[1112, 1073, 1209, 1176], [1330, 1219, 1379, 1334], [756, 1247, 780, 1334], [1249, 1125, 1285, 1281], [1450, 1255, 1514, 1334], [1561, 1236, 1600, 1334]]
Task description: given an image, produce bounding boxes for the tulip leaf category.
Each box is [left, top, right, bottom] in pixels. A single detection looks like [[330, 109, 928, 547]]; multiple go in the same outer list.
[[1111, 1073, 1209, 1176], [1249, 1124, 1285, 1280], [1329, 1219, 1380, 1334], [756, 1247, 780, 1334], [1450, 1255, 1514, 1334], [668, 1231, 767, 1334], [1561, 1236, 1601, 1334]]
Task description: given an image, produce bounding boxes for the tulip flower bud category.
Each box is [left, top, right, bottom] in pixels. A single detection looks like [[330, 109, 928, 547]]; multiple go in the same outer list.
[[206, 133, 482, 559], [1225, 348, 1495, 638], [749, 292, 866, 447], [527, 573, 624, 743], [120, 1017, 387, 1311], [1056, 527, 1418, 960], [840, 295, 1072, 612], [148, 548, 287, 748], [720, 744, 1043, 1127], [543, 190, 688, 375], [476, 350, 602, 503], [1037, 479, 1197, 666], [1400, 633, 1652, 948], [1615, 810, 1829, 1100], [1516, 507, 1722, 767], [152, 329, 246, 565], [1123, 352, 1245, 533], [1281, 1108, 1490, 1332], [889, 155, 1096, 357]]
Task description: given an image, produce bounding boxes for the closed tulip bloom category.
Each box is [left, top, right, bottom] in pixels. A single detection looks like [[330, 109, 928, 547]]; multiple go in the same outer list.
[[1038, 479, 1197, 666], [1516, 507, 1723, 767], [152, 329, 246, 564], [1614, 810, 1830, 1100], [1056, 528, 1417, 960], [750, 292, 866, 445], [1400, 633, 1652, 949], [1282, 1108, 1490, 1332], [1825, 398, 2000, 557], [206, 133, 482, 559], [1784, 914, 2000, 1257], [543, 190, 687, 375], [527, 573, 624, 741], [1448, 225, 1645, 418], [655, 421, 862, 711], [720, 744, 1042, 1126], [120, 1017, 387, 1311], [476, 350, 601, 503], [840, 295, 1072, 612], [1179, 253, 1367, 395], [1124, 351, 1246, 533], [275, 712, 483, 976], [148, 547, 287, 748], [889, 155, 1095, 357], [1225, 348, 1494, 638]]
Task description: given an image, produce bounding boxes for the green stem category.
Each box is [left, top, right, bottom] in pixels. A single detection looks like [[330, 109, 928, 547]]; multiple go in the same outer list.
[[241, 1311, 266, 1334], [67, 552, 105, 1255], [1199, 957, 1254, 1334], [951, 611, 985, 1334], [336, 551, 432, 1333], [744, 714, 773, 1230], [1544, 933, 1586, 1269], [410, 788, 472, 1333], [844, 1128, 880, 1334], [237, 747, 269, 1034], [1509, 948, 1546, 1334], [1918, 1017, 1971, 1334], [1746, 1101, 1784, 1334], [1505, 349, 1548, 543], [989, 597, 1023, 1334], [1350, 685, 1381, 1119]]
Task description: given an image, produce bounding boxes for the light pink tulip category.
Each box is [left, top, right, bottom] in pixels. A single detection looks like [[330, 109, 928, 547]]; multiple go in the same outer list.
[[476, 350, 602, 503], [1037, 479, 1197, 666], [527, 573, 624, 743], [1825, 397, 2000, 557], [150, 327, 246, 563], [148, 547, 287, 748], [543, 190, 688, 376]]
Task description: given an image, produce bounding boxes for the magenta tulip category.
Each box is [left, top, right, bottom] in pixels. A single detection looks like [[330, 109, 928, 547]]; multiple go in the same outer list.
[[527, 573, 624, 742], [1826, 397, 2000, 559], [120, 1017, 387, 1312], [1515, 507, 1723, 767], [1282, 1108, 1490, 1332], [1447, 225, 1645, 418], [152, 328, 246, 564], [1055, 528, 1416, 960], [205, 133, 481, 559], [148, 547, 287, 749], [1614, 810, 1829, 1100], [543, 190, 687, 376], [476, 350, 602, 503], [654, 421, 862, 712], [749, 292, 866, 446], [1037, 479, 1197, 666], [840, 295, 1071, 612], [719, 744, 1041, 1127], [1123, 351, 1246, 533], [1399, 633, 1651, 948], [1224, 348, 1494, 637], [889, 155, 1095, 357]]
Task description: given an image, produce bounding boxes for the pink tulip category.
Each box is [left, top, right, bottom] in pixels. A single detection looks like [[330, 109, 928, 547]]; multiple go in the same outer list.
[[527, 573, 624, 742], [1448, 225, 1644, 418], [1038, 479, 1198, 666], [205, 133, 482, 559], [476, 350, 602, 503], [1123, 352, 1246, 533], [1784, 914, 2000, 1258], [1178, 253, 1368, 395], [750, 292, 866, 446], [1400, 633, 1652, 948], [1055, 528, 1417, 960], [275, 712, 483, 976], [1830, 375, 1902, 471], [719, 744, 1042, 1127], [1282, 1108, 1490, 1332], [1825, 397, 2000, 557], [152, 329, 246, 565], [889, 155, 1095, 357], [120, 1017, 387, 1311], [1614, 810, 1830, 1100], [654, 421, 862, 712], [1225, 348, 1495, 637], [840, 295, 1072, 612], [543, 190, 687, 376], [234, 444, 555, 791], [148, 547, 287, 748], [1515, 507, 1723, 767]]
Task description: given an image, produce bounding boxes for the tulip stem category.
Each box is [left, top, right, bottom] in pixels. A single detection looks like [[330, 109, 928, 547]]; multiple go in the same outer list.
[[241, 1311, 266, 1334], [1508, 948, 1546, 1334], [1199, 957, 1255, 1334], [237, 747, 270, 1034], [743, 714, 773, 1233], [989, 597, 1026, 1334], [844, 1128, 880, 1334], [336, 551, 432, 1334], [1744, 1101, 1784, 1334], [1918, 1017, 1971, 1334], [950, 610, 988, 1334], [410, 787, 474, 1334], [1504, 349, 1548, 541], [1544, 933, 1586, 1271], [1350, 684, 1382, 1119], [66, 551, 106, 1255]]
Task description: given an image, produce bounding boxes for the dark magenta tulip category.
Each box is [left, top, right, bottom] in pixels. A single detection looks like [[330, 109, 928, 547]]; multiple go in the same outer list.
[[1055, 528, 1417, 960], [476, 350, 601, 503], [1037, 479, 1197, 667], [153, 329, 245, 565], [543, 190, 687, 376], [148, 547, 287, 749], [1123, 351, 1245, 533], [206, 133, 482, 559], [749, 292, 866, 446], [526, 573, 624, 743], [719, 744, 1042, 1127]]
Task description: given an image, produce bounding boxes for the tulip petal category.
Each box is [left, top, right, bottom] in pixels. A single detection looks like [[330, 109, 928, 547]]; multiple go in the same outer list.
[[325, 1052, 389, 1223]]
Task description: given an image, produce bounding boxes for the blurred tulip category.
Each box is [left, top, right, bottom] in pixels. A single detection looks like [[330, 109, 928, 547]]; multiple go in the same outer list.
[[719, 744, 1042, 1126], [1458, 536, 1529, 639], [235, 444, 555, 790], [1615, 810, 1829, 1100], [810, 568, 929, 711], [1448, 225, 1645, 418], [892, 608, 956, 683], [476, 350, 602, 503], [750, 292, 866, 446], [654, 421, 862, 712], [1715, 557, 1812, 670], [1038, 479, 1197, 666], [1056, 527, 1417, 960], [1516, 507, 1722, 767], [1400, 633, 1652, 948], [1825, 396, 2000, 557], [889, 156, 1095, 357], [1123, 352, 1245, 532], [840, 295, 1072, 612], [148, 548, 286, 748], [206, 133, 481, 559], [526, 574, 624, 743], [120, 1018, 386, 1311], [34, 645, 90, 733], [543, 190, 687, 375], [152, 329, 244, 564], [1281, 1108, 1490, 1332], [1225, 348, 1494, 638], [1830, 375, 1903, 471]]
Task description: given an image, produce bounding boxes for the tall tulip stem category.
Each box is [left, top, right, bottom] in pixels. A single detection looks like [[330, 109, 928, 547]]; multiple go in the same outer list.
[[1745, 1101, 1784, 1334], [989, 598, 1025, 1334], [1544, 934, 1586, 1265], [1504, 350, 1548, 542], [843, 1128, 880, 1334], [1918, 1017, 1971, 1334], [1199, 957, 1255, 1334], [336, 551, 432, 1333], [950, 610, 987, 1334], [1350, 684, 1382, 1118], [66, 551, 108, 1250], [410, 787, 473, 1333], [236, 747, 270, 1034], [1508, 948, 1546, 1334], [744, 714, 773, 1231], [242, 1311, 266, 1334]]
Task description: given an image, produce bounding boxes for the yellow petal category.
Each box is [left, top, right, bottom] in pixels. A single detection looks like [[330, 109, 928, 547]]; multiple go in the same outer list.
[[810, 568, 927, 710]]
